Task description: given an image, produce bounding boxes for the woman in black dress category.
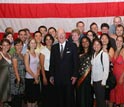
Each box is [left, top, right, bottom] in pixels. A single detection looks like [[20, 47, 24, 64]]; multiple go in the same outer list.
[[76, 36, 93, 107]]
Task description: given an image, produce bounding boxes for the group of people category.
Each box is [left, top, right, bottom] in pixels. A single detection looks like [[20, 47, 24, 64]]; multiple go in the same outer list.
[[0, 16, 124, 107]]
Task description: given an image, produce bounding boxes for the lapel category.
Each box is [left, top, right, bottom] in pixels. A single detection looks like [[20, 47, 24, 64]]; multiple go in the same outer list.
[[57, 41, 69, 60], [56, 43, 61, 59]]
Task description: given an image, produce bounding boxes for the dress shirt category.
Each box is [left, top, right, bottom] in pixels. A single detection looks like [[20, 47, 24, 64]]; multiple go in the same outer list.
[[59, 41, 66, 52]]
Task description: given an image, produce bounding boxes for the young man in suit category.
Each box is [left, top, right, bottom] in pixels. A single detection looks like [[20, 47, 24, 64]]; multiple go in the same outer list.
[[49, 28, 78, 107]]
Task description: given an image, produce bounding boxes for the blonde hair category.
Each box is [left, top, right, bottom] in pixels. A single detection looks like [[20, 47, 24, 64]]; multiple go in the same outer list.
[[71, 29, 80, 35]]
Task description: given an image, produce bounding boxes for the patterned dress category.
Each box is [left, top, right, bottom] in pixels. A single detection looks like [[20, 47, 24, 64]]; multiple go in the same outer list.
[[9, 53, 25, 95], [0, 54, 11, 102], [76, 53, 93, 107]]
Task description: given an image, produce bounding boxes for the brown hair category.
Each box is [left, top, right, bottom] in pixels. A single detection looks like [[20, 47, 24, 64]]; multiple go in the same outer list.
[[27, 38, 37, 50]]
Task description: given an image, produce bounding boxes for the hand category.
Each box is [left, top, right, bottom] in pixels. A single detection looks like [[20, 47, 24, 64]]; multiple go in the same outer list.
[[34, 75, 39, 84], [34, 78, 39, 84], [71, 77, 77, 85], [17, 78, 20, 83], [15, 78, 20, 84], [50, 76, 54, 85], [35, 73, 39, 79], [43, 77, 48, 85]]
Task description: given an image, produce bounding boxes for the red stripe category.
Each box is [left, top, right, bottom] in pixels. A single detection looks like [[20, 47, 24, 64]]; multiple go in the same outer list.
[[0, 32, 71, 40], [0, 32, 103, 40], [0, 2, 124, 18]]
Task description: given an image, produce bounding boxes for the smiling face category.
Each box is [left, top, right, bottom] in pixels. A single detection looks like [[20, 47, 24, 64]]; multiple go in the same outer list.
[[101, 27, 109, 34], [91, 24, 98, 34], [48, 28, 56, 38], [28, 39, 37, 50], [114, 17, 122, 26], [15, 42, 23, 53], [116, 26, 124, 36], [116, 36, 123, 49], [6, 34, 14, 43], [87, 31, 94, 42], [77, 22, 85, 33], [57, 28, 66, 44], [93, 40, 102, 53], [82, 38, 90, 49], [45, 36, 53, 46], [34, 32, 42, 43], [72, 32, 80, 42], [1, 41, 10, 53], [39, 28, 47, 37], [101, 34, 109, 46], [18, 31, 27, 43]]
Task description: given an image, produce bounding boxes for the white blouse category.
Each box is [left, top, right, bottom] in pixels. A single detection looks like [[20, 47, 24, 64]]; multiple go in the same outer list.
[[91, 50, 109, 85]]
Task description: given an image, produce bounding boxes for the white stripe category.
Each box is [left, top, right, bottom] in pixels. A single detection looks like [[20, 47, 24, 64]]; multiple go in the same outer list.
[[0, 0, 124, 3], [0, 17, 124, 33]]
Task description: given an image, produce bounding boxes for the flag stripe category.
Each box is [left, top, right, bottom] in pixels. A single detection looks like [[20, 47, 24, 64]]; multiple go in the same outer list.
[[0, 17, 119, 32], [0, 2, 124, 18], [0, 0, 124, 3]]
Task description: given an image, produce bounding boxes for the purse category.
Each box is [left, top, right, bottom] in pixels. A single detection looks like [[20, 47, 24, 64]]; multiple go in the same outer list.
[[106, 68, 116, 89]]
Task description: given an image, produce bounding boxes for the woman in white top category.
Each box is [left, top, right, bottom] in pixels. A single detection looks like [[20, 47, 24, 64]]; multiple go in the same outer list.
[[40, 34, 55, 107], [24, 38, 40, 107], [91, 38, 109, 107]]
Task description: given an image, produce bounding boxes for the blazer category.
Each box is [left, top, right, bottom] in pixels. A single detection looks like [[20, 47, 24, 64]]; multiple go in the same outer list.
[[49, 41, 79, 85]]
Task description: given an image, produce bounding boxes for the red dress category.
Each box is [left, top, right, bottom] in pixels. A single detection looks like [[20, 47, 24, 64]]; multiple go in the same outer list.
[[110, 55, 124, 104]]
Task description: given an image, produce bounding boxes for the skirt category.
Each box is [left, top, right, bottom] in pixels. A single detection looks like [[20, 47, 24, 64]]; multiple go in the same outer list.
[[25, 78, 40, 103]]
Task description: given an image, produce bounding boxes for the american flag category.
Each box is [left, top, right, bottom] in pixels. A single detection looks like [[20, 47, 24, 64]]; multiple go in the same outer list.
[[0, 0, 124, 39]]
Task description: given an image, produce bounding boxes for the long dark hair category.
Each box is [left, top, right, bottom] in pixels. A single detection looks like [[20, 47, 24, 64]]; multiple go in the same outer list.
[[86, 30, 98, 41], [100, 33, 112, 51], [79, 36, 93, 55], [92, 38, 103, 54]]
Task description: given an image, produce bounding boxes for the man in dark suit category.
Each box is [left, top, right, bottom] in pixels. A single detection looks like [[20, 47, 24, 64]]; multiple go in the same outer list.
[[49, 28, 78, 107]]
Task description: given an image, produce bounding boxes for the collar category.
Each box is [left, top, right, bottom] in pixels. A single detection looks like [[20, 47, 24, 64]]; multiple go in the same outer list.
[[59, 41, 66, 49]]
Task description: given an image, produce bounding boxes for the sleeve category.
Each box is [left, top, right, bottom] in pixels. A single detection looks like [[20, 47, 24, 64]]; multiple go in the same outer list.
[[91, 57, 93, 85], [109, 25, 115, 35], [40, 48, 45, 55], [101, 52, 110, 85], [72, 43, 79, 77]]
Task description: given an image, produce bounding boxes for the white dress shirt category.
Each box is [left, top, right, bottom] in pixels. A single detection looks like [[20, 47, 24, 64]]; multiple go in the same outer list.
[[59, 41, 66, 52]]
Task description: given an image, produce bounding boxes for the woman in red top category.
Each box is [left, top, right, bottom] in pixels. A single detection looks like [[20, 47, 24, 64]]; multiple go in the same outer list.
[[110, 36, 124, 107]]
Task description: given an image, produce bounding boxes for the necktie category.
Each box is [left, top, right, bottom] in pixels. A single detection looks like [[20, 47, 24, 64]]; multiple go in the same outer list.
[[60, 45, 64, 58]]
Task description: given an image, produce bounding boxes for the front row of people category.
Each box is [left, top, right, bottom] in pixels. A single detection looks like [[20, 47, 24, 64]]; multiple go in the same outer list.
[[0, 28, 124, 107]]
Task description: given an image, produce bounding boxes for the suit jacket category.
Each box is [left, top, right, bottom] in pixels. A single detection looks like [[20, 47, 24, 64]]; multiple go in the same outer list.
[[49, 41, 78, 85]]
